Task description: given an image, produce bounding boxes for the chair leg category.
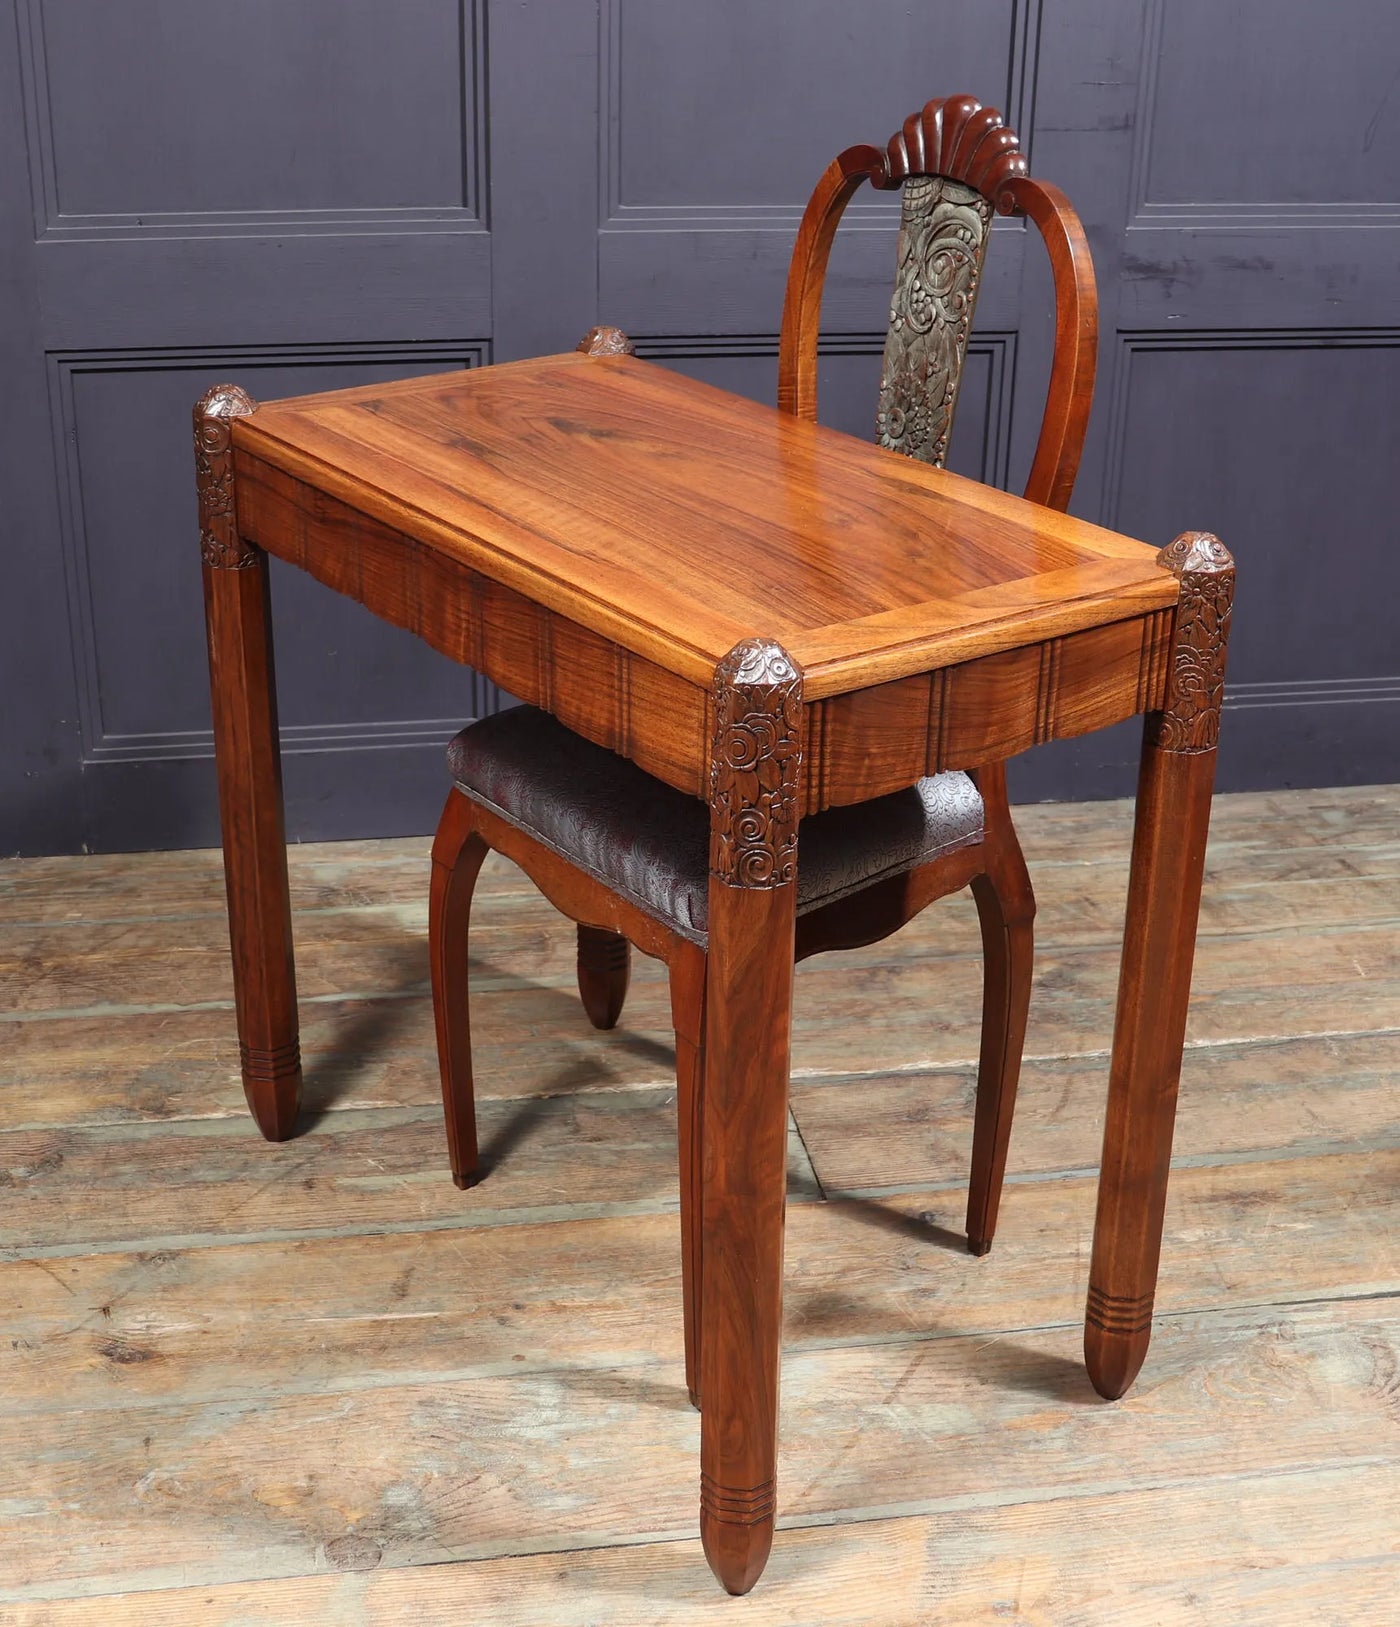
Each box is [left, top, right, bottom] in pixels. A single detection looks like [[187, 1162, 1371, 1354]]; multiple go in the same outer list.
[[576, 924, 631, 1030], [429, 790, 491, 1190], [668, 940, 707, 1410], [966, 764, 1036, 1256]]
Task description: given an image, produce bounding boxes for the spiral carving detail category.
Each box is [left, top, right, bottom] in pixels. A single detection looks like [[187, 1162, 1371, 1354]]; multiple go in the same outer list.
[[709, 640, 802, 888], [577, 326, 635, 358], [1152, 532, 1235, 755], [876, 175, 992, 466], [194, 383, 258, 570]]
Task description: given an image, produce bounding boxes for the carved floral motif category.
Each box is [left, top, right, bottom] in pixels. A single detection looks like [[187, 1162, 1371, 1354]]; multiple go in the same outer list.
[[709, 640, 803, 888], [1153, 532, 1235, 754], [194, 383, 258, 570], [876, 175, 992, 466]]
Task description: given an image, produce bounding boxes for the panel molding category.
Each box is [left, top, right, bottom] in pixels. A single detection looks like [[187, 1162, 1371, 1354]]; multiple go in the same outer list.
[[46, 342, 493, 768], [16, 0, 490, 240], [598, 0, 1043, 230], [1098, 326, 1400, 534], [1098, 327, 1400, 730], [1224, 676, 1400, 711], [633, 332, 1016, 492], [90, 716, 489, 765], [1126, 0, 1400, 229]]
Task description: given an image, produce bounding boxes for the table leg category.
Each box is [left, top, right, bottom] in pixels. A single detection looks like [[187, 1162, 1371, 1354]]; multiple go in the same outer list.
[[196, 386, 302, 1141], [698, 640, 802, 1596], [1085, 534, 1234, 1399]]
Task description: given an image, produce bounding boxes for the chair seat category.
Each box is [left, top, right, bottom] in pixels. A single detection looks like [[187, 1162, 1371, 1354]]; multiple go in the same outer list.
[[447, 707, 984, 945]]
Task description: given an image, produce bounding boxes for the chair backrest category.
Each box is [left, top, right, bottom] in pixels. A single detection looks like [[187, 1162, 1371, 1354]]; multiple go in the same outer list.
[[778, 94, 1098, 512]]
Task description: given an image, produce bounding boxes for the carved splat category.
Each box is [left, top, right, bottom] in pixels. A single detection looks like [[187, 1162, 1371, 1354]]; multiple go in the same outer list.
[[876, 174, 993, 466]]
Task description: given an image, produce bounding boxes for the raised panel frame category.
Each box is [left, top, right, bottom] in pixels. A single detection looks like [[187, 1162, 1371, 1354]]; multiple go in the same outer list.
[[599, 0, 1045, 230], [1126, 0, 1400, 227], [48, 342, 494, 768], [1098, 326, 1400, 719], [15, 0, 490, 240]]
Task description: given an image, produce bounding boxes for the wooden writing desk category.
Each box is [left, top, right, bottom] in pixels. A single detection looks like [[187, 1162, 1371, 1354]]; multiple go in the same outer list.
[[196, 350, 1234, 1594]]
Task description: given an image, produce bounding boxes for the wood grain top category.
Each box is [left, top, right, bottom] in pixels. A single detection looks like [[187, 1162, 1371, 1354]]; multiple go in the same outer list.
[[233, 352, 1179, 699]]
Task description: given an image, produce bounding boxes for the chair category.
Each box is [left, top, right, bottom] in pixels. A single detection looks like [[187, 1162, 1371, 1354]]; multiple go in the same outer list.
[[428, 94, 1098, 1406]]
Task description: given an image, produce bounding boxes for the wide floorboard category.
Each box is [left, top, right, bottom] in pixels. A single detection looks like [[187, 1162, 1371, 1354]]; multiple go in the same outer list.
[[1, 785, 1397, 1624]]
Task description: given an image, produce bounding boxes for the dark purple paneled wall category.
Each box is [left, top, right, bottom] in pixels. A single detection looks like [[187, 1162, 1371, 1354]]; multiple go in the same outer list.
[[2, 0, 1396, 854]]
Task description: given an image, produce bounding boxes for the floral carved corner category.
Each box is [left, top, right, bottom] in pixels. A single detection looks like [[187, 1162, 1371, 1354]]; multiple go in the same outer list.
[[709, 640, 803, 888], [577, 326, 635, 358], [194, 383, 258, 570], [1153, 531, 1235, 754]]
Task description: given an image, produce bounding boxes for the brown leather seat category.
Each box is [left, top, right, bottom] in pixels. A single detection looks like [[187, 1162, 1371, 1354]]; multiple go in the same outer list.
[[448, 706, 984, 945]]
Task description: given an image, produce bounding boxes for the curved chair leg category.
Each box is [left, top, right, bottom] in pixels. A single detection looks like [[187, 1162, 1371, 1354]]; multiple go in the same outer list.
[[668, 939, 707, 1410], [577, 924, 631, 1030], [430, 790, 491, 1190], [966, 763, 1036, 1255]]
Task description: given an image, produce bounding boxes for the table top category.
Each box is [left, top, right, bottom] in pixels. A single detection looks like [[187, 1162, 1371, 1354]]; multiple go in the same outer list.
[[235, 352, 1178, 698]]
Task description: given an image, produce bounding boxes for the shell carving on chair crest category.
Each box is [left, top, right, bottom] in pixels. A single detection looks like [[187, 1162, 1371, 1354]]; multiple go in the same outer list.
[[862, 94, 1028, 206]]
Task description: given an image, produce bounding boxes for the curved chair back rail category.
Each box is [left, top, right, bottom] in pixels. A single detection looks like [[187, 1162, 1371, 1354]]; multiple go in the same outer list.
[[777, 92, 1098, 513]]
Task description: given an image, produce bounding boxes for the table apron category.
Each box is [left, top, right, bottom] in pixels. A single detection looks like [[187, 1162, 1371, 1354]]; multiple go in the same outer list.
[[235, 450, 1173, 816], [235, 451, 712, 798], [805, 609, 1173, 812]]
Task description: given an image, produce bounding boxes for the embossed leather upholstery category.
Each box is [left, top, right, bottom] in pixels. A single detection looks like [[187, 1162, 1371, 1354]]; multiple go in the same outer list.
[[448, 707, 984, 945]]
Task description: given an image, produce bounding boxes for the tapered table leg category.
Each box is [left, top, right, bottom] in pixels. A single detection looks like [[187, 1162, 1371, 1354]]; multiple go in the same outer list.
[[698, 640, 802, 1597], [196, 386, 302, 1141], [1085, 534, 1235, 1399]]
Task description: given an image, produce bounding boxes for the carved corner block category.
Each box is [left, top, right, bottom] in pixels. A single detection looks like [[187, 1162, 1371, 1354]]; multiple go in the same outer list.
[[708, 639, 803, 888], [1152, 531, 1235, 755], [194, 383, 259, 570], [576, 326, 636, 358]]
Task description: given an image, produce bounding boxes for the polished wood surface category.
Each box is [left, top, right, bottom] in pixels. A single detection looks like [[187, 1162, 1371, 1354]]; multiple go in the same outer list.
[[192, 95, 1227, 1590], [232, 353, 1174, 700], [1085, 534, 1236, 1398], [3, 786, 1396, 1620], [195, 386, 300, 1141]]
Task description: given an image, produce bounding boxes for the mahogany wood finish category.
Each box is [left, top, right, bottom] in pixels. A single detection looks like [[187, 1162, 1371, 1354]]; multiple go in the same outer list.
[[1085, 534, 1236, 1399], [195, 386, 300, 1142], [774, 94, 1093, 1261], [230, 359, 1171, 710], [423, 746, 711, 1405], [196, 139, 1228, 1585], [966, 762, 1036, 1256], [575, 924, 631, 1031], [696, 639, 801, 1593], [571, 328, 636, 1037], [428, 792, 488, 1191]]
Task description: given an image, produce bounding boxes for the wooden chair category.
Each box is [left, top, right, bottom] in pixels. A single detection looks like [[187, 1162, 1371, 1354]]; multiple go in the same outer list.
[[428, 95, 1097, 1407]]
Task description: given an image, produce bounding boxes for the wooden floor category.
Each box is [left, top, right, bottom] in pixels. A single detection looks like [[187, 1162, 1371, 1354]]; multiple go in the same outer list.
[[1, 784, 1397, 1625]]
